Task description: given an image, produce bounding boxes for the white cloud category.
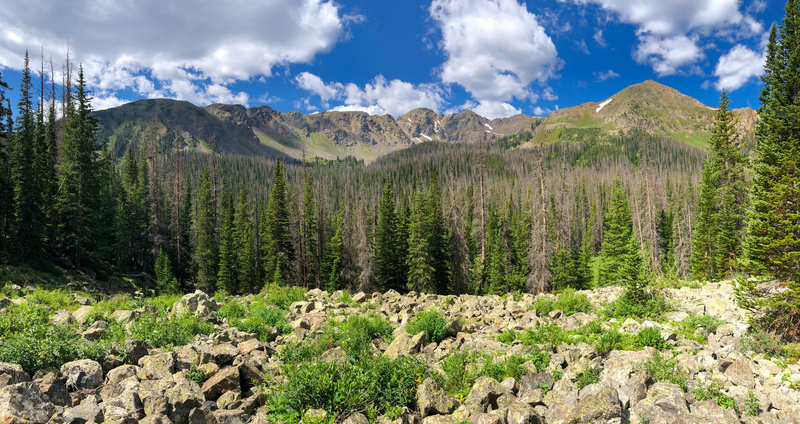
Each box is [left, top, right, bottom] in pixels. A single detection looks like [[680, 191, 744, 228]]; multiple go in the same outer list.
[[596, 69, 620, 81], [296, 73, 445, 118], [565, 0, 764, 75], [0, 0, 346, 106], [714, 44, 765, 90], [472, 101, 522, 119], [430, 0, 560, 105]]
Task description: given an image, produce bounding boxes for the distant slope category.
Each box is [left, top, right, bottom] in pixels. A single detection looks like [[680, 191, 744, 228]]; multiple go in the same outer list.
[[92, 80, 756, 162]]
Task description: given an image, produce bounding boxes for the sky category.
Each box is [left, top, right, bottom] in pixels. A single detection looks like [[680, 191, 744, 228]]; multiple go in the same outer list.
[[0, 0, 785, 120]]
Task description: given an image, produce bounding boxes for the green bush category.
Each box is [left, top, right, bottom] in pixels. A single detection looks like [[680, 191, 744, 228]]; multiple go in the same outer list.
[[406, 310, 453, 344], [595, 330, 623, 354], [519, 322, 568, 347], [676, 315, 724, 343], [186, 364, 208, 385], [694, 382, 736, 410], [130, 312, 214, 348], [231, 305, 291, 341], [639, 352, 687, 391], [532, 289, 593, 317], [634, 327, 668, 350], [436, 349, 549, 400], [259, 284, 306, 309], [497, 330, 518, 345], [217, 299, 246, 320], [265, 355, 427, 423], [744, 390, 760, 416], [606, 291, 670, 320], [27, 288, 77, 311], [576, 365, 601, 389], [279, 314, 393, 365], [740, 328, 783, 357]]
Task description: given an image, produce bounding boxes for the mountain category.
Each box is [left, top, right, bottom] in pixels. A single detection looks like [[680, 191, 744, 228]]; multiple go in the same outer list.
[[91, 80, 755, 162]]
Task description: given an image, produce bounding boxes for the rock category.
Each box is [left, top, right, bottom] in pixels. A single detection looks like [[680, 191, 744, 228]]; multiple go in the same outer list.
[[81, 320, 107, 341], [123, 338, 151, 365], [173, 290, 219, 321], [0, 381, 56, 423], [173, 346, 200, 372], [138, 352, 175, 380], [112, 309, 139, 324], [352, 292, 367, 303], [417, 378, 459, 418], [302, 408, 328, 423], [421, 416, 455, 424], [139, 415, 172, 424], [216, 390, 241, 410], [164, 374, 205, 424], [630, 382, 691, 424], [52, 309, 76, 326], [188, 406, 218, 424], [206, 343, 239, 366], [500, 377, 518, 395], [618, 371, 648, 408], [464, 376, 504, 413], [213, 408, 246, 424], [201, 366, 240, 401], [343, 412, 369, 424], [35, 372, 69, 406], [724, 357, 755, 388], [139, 379, 173, 417], [64, 395, 103, 423], [236, 339, 263, 355], [232, 356, 266, 390], [689, 399, 739, 424], [104, 365, 139, 387], [507, 398, 544, 424], [473, 410, 505, 424], [102, 385, 144, 420], [384, 331, 426, 359], [72, 305, 93, 324], [519, 372, 554, 395], [574, 383, 621, 423], [0, 362, 30, 388], [61, 359, 104, 391]]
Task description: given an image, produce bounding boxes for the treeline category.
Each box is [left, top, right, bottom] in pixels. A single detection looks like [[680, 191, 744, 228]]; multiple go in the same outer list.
[[0, 52, 707, 297]]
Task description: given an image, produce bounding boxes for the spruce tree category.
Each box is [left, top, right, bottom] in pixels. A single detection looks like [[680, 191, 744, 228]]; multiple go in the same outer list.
[[301, 173, 319, 288], [217, 190, 237, 294], [374, 181, 400, 292], [738, 1, 800, 339], [321, 211, 344, 292], [691, 162, 718, 279], [234, 182, 258, 293], [406, 192, 434, 293], [194, 168, 218, 293], [656, 209, 675, 274], [548, 248, 574, 292], [262, 160, 295, 286], [426, 177, 452, 294], [621, 237, 649, 304], [155, 249, 179, 294], [598, 177, 634, 286]]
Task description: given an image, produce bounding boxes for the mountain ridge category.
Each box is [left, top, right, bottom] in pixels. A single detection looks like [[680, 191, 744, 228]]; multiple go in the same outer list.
[[92, 80, 756, 162]]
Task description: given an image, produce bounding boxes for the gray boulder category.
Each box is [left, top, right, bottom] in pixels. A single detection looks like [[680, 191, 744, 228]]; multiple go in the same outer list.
[[173, 290, 218, 321], [0, 381, 56, 423], [0, 362, 30, 388], [384, 331, 426, 359], [417, 378, 459, 418], [61, 359, 104, 391], [64, 395, 103, 423], [138, 352, 175, 380]]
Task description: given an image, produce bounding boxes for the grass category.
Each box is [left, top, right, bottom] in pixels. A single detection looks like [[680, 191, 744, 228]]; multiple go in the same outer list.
[[604, 290, 671, 321], [406, 309, 454, 344], [633, 327, 668, 350], [576, 365, 601, 389], [638, 352, 687, 391], [531, 289, 593, 317], [675, 314, 724, 343], [435, 349, 550, 400], [694, 382, 736, 410], [280, 313, 393, 364]]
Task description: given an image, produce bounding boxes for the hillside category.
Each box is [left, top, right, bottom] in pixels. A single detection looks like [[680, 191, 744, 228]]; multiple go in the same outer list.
[[91, 80, 753, 162]]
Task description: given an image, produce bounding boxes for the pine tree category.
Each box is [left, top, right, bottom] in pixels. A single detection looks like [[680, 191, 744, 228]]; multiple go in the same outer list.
[[10, 52, 43, 260], [548, 248, 574, 292], [426, 177, 452, 294], [176, 177, 194, 286], [486, 210, 512, 295], [0, 71, 11, 255], [194, 168, 218, 293], [656, 209, 675, 274], [262, 160, 295, 286], [41, 83, 58, 256], [300, 173, 319, 288], [738, 2, 800, 339], [321, 211, 344, 292], [234, 182, 258, 293], [374, 181, 400, 292], [155, 248, 179, 294], [217, 190, 237, 294], [598, 177, 634, 286], [55, 66, 101, 268], [621, 237, 649, 304], [573, 218, 594, 290], [406, 192, 434, 293], [691, 159, 718, 279]]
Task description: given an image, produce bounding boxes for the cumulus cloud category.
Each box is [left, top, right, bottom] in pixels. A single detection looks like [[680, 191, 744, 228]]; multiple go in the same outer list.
[[0, 0, 346, 107], [296, 73, 445, 118], [595, 69, 620, 81], [714, 44, 765, 90], [430, 0, 560, 117], [565, 0, 764, 75], [472, 101, 522, 119]]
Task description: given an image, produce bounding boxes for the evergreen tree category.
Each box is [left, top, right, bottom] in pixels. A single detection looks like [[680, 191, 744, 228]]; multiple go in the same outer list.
[[374, 181, 400, 292], [406, 192, 434, 293], [55, 66, 101, 267], [738, 2, 800, 339], [262, 159, 295, 286], [234, 182, 258, 293], [621, 237, 649, 304], [155, 249, 179, 294], [548, 248, 574, 292], [175, 178, 194, 286], [41, 85, 58, 256], [573, 220, 594, 290], [691, 159, 718, 279], [656, 209, 675, 274], [300, 173, 319, 288], [0, 71, 11, 254], [10, 52, 43, 260], [321, 211, 344, 292], [217, 190, 237, 294], [426, 177, 452, 294], [598, 177, 634, 286], [486, 210, 512, 295], [194, 168, 218, 293]]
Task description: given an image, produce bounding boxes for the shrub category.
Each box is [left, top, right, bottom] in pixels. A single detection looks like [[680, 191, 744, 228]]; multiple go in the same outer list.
[[676, 315, 724, 343], [27, 288, 77, 311], [130, 312, 214, 348], [406, 310, 453, 344], [217, 299, 246, 320], [634, 327, 668, 350], [497, 330, 518, 345], [331, 314, 392, 359], [639, 352, 687, 391], [694, 382, 736, 410], [260, 284, 306, 309], [606, 290, 670, 320], [532, 289, 593, 317], [436, 349, 549, 400], [576, 365, 601, 389], [231, 305, 291, 341], [740, 328, 783, 357], [266, 355, 427, 423], [186, 364, 208, 385], [595, 330, 623, 355], [744, 390, 760, 416], [519, 322, 568, 347]]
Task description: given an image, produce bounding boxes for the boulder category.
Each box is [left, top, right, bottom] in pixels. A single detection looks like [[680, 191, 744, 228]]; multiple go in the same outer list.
[[201, 366, 240, 401], [421, 416, 456, 424], [302, 408, 328, 423], [0, 381, 56, 423], [72, 305, 93, 324], [173, 290, 219, 321], [417, 378, 459, 418], [689, 399, 739, 424], [343, 412, 369, 424], [0, 362, 30, 388], [519, 372, 554, 395], [112, 309, 139, 324], [122, 338, 151, 365], [574, 383, 621, 423], [138, 352, 175, 380], [213, 408, 246, 424], [464, 376, 505, 413], [630, 382, 691, 424], [384, 331, 426, 359], [724, 357, 755, 389], [52, 309, 76, 326], [506, 398, 544, 424], [102, 384, 144, 420], [232, 356, 266, 390], [164, 374, 205, 424], [61, 359, 104, 391], [35, 372, 69, 406], [205, 343, 240, 366], [64, 395, 103, 423], [81, 320, 107, 341]]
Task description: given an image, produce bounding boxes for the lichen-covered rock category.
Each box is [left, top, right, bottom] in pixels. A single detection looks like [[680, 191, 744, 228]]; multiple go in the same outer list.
[[81, 320, 107, 341], [64, 395, 103, 423], [61, 359, 104, 391], [302, 408, 328, 424], [201, 366, 240, 401], [630, 382, 691, 424], [343, 412, 369, 424], [464, 376, 505, 413], [724, 357, 755, 388], [0, 362, 30, 388], [574, 383, 621, 423], [205, 343, 239, 366], [384, 331, 426, 359], [35, 372, 69, 406], [417, 378, 459, 418], [52, 309, 76, 326], [173, 290, 219, 321], [123, 338, 151, 366], [506, 398, 544, 424], [689, 399, 739, 424], [164, 374, 205, 424], [138, 352, 175, 380], [0, 381, 56, 423]]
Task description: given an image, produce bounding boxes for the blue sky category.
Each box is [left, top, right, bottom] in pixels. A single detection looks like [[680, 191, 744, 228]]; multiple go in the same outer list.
[[0, 0, 784, 119]]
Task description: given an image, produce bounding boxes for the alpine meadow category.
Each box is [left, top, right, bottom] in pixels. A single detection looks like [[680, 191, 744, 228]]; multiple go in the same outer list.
[[0, 0, 799, 423]]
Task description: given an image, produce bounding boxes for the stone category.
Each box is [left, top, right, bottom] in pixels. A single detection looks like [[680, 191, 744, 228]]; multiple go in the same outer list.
[[500, 377, 518, 394], [465, 376, 504, 413], [213, 408, 246, 424], [618, 371, 648, 409], [343, 412, 369, 424], [519, 372, 554, 395], [81, 320, 107, 341], [52, 309, 76, 326], [689, 399, 739, 424], [138, 352, 175, 380], [139, 415, 172, 424], [236, 339, 263, 355], [302, 408, 328, 423], [232, 356, 266, 390], [384, 331, 426, 359], [112, 309, 139, 324], [64, 395, 103, 423], [473, 410, 506, 424], [122, 338, 151, 365], [630, 382, 691, 424], [173, 290, 219, 321], [164, 374, 205, 424], [201, 366, 240, 401], [139, 379, 172, 417], [507, 398, 544, 424], [0, 362, 30, 388], [724, 357, 755, 388], [60, 359, 104, 391], [35, 372, 69, 406], [417, 378, 459, 418], [0, 381, 56, 423], [72, 305, 93, 324], [421, 416, 455, 424], [102, 385, 144, 420], [217, 390, 241, 410], [574, 383, 621, 423], [206, 343, 239, 366], [174, 345, 200, 371]]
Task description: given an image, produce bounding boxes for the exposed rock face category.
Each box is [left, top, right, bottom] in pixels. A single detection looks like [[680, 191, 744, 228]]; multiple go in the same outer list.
[[417, 378, 459, 418], [60, 359, 104, 391], [173, 290, 219, 321], [0, 382, 56, 423]]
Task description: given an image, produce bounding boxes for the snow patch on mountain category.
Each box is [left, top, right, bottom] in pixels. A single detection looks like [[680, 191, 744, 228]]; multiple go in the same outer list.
[[595, 98, 613, 113]]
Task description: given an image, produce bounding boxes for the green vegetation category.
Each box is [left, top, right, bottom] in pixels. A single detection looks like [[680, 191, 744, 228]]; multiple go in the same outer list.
[[633, 327, 668, 350], [744, 390, 761, 416], [694, 382, 736, 410], [406, 309, 454, 344], [531, 289, 593, 316], [639, 352, 687, 391], [576, 365, 601, 389], [675, 315, 724, 343], [436, 350, 549, 400]]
